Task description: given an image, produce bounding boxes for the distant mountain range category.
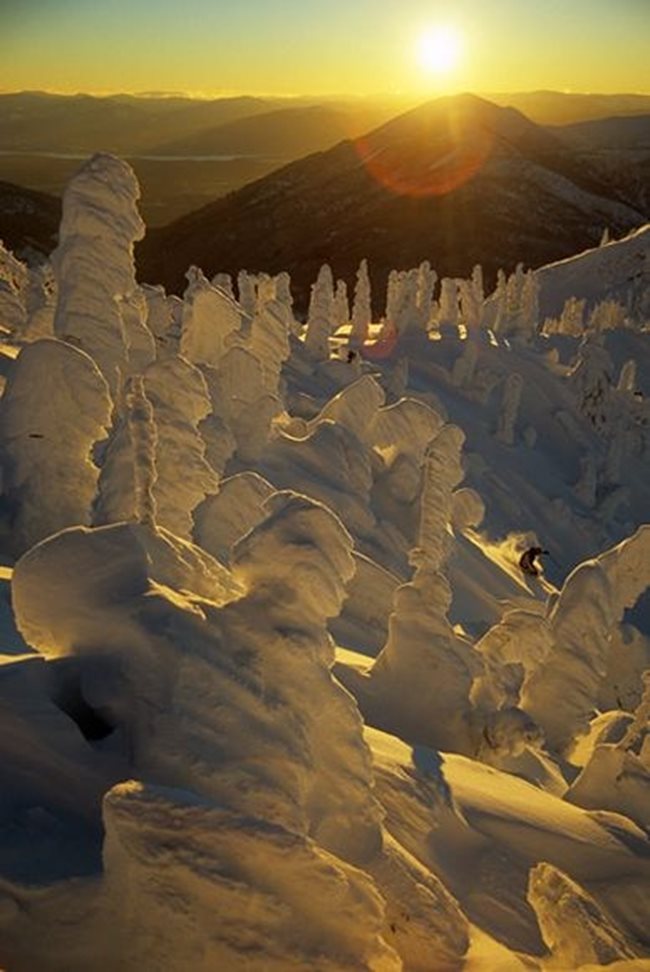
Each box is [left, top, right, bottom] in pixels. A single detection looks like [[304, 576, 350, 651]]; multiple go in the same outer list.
[[0, 91, 274, 155], [0, 92, 398, 225], [2, 89, 650, 228], [136, 94, 649, 308], [555, 114, 650, 151], [487, 90, 650, 126], [3, 90, 650, 157], [2, 91, 648, 287], [148, 104, 394, 160]]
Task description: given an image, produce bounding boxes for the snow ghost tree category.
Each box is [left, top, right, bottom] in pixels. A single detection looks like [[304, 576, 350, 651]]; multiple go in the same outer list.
[[567, 672, 650, 832], [51, 153, 145, 394], [194, 471, 274, 565], [180, 266, 241, 370], [384, 269, 402, 331], [211, 271, 234, 299], [392, 268, 421, 337], [569, 338, 614, 433], [521, 526, 650, 755], [350, 259, 372, 349], [496, 372, 524, 445], [143, 356, 219, 538], [126, 376, 158, 528], [0, 241, 28, 336], [117, 290, 155, 376], [211, 345, 279, 463], [237, 269, 257, 322], [559, 296, 586, 336], [333, 278, 350, 327], [528, 863, 638, 968], [384, 356, 409, 401], [0, 338, 112, 555], [451, 339, 478, 390], [95, 356, 219, 539], [249, 297, 291, 395], [617, 359, 637, 394], [491, 269, 507, 335], [359, 425, 483, 754], [102, 779, 399, 972], [304, 264, 334, 360], [437, 278, 459, 330], [519, 270, 540, 340], [22, 263, 56, 341], [11, 494, 403, 971], [140, 283, 175, 353], [416, 260, 436, 329], [589, 299, 625, 333], [459, 265, 483, 333]]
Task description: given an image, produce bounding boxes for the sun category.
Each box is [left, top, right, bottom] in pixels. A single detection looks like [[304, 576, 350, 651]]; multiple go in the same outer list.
[[416, 25, 463, 75]]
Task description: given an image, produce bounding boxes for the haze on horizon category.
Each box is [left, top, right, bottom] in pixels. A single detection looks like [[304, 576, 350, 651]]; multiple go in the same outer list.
[[2, 0, 649, 99]]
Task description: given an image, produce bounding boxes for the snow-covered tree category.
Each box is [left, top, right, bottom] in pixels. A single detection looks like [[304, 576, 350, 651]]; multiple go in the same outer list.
[[180, 266, 241, 369], [20, 263, 56, 341], [126, 376, 158, 529], [437, 277, 459, 330], [212, 345, 279, 462], [356, 426, 484, 754], [559, 296, 586, 336], [617, 358, 637, 393], [384, 269, 402, 331], [496, 372, 523, 445], [0, 339, 112, 555], [519, 269, 540, 339], [117, 290, 155, 376], [51, 153, 145, 393], [350, 258, 372, 349], [250, 297, 291, 395], [273, 271, 299, 333], [451, 339, 478, 390], [528, 863, 638, 968], [569, 337, 614, 432], [491, 268, 507, 335], [384, 356, 409, 401], [459, 264, 484, 332], [304, 264, 335, 360], [333, 278, 350, 327], [522, 526, 650, 754], [416, 260, 436, 328], [211, 271, 234, 298], [393, 268, 421, 336], [194, 471, 274, 564], [590, 298, 626, 333], [237, 269, 257, 322]]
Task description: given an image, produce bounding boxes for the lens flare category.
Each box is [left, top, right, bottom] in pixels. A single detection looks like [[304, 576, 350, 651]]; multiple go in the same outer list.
[[353, 100, 494, 198]]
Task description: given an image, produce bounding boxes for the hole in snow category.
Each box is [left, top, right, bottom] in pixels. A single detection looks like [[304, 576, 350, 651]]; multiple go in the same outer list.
[[53, 677, 116, 742]]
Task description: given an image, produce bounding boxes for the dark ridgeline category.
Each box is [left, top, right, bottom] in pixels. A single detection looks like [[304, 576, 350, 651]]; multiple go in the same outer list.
[[0, 181, 61, 259]]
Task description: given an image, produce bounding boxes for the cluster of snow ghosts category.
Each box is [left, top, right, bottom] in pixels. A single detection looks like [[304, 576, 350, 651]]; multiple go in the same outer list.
[[0, 155, 650, 970]]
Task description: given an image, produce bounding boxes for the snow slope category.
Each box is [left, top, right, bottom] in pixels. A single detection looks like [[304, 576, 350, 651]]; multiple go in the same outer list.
[[0, 154, 649, 970]]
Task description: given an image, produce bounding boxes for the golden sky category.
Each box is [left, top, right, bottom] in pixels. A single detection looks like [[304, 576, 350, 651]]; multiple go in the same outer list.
[[1, 0, 649, 96]]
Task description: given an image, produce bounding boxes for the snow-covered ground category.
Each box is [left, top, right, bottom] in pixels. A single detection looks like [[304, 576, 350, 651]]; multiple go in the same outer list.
[[0, 153, 649, 970]]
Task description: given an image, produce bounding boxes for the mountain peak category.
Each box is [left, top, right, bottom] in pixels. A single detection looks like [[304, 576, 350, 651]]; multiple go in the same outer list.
[[369, 92, 550, 151]]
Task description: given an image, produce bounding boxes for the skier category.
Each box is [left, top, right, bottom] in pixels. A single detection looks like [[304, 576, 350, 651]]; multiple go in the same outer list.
[[519, 545, 548, 577]]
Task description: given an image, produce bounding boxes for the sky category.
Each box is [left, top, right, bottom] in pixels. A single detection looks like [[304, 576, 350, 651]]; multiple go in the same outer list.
[[1, 0, 649, 98]]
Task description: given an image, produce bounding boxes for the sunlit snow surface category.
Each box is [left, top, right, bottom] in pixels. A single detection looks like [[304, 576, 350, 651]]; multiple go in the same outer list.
[[0, 153, 649, 969]]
